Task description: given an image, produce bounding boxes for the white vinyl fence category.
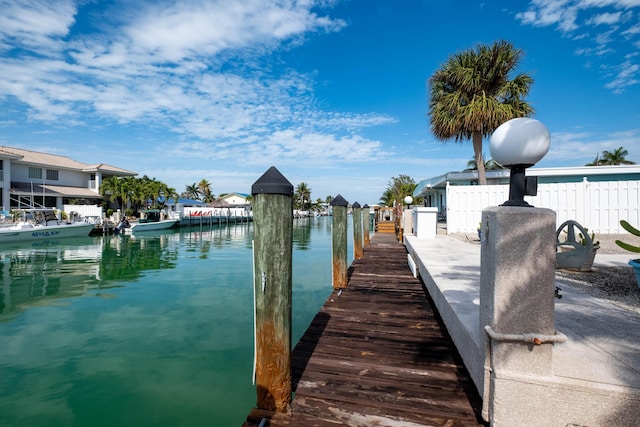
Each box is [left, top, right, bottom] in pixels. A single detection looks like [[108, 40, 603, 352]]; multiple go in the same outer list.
[[445, 179, 640, 234], [63, 204, 103, 220]]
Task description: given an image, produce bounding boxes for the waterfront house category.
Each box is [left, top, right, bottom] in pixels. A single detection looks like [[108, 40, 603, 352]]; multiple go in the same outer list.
[[413, 164, 640, 234], [219, 192, 250, 207], [0, 145, 137, 212]]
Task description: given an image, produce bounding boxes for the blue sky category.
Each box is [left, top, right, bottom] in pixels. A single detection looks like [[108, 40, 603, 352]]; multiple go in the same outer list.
[[0, 0, 638, 205]]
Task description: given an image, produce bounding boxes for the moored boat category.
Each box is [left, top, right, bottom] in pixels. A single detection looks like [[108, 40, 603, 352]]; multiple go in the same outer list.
[[128, 219, 178, 234], [0, 209, 95, 244], [123, 209, 178, 234]]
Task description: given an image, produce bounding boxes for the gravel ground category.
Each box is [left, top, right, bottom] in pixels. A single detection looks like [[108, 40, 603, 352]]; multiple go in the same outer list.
[[450, 232, 640, 315]]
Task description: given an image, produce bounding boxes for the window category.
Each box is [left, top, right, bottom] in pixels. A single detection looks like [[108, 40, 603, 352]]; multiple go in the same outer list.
[[46, 169, 59, 181], [29, 167, 42, 179]]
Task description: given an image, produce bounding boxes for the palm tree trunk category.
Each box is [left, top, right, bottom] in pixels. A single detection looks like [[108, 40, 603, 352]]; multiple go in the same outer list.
[[473, 132, 487, 185]]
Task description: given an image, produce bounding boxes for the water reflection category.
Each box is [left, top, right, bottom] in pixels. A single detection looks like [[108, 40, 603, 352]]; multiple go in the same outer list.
[[0, 238, 105, 317], [0, 218, 345, 426]]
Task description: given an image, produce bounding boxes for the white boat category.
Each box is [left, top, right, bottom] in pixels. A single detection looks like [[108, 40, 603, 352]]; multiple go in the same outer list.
[[128, 219, 178, 234], [0, 210, 95, 244], [123, 209, 178, 234]]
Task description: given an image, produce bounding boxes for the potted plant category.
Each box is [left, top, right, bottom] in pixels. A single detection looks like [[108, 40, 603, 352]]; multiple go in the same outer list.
[[615, 220, 640, 287], [556, 220, 599, 272], [578, 228, 600, 272]]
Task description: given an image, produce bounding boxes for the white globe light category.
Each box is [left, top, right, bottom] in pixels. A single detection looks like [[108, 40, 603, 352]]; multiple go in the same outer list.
[[489, 118, 550, 167], [404, 196, 413, 205]]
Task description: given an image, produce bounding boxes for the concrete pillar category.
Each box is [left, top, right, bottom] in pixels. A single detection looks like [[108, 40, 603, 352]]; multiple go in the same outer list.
[[402, 208, 413, 237], [480, 206, 558, 425], [413, 207, 438, 239]]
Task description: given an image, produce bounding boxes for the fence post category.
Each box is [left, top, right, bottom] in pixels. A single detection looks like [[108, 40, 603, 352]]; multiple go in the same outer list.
[[330, 194, 348, 289], [352, 202, 363, 259], [362, 204, 370, 245], [251, 166, 294, 413]]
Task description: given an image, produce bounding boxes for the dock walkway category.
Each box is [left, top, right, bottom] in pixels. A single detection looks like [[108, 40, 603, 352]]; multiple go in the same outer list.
[[244, 233, 485, 426]]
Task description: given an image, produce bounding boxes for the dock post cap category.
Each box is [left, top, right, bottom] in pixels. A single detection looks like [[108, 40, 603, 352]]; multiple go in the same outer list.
[[363, 204, 369, 208], [330, 194, 348, 207], [352, 202, 361, 209], [251, 166, 294, 195]]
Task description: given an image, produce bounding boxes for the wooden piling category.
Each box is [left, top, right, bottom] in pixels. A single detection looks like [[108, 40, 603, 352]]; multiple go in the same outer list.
[[363, 204, 370, 245], [251, 166, 294, 413], [352, 202, 363, 259], [330, 194, 348, 289]]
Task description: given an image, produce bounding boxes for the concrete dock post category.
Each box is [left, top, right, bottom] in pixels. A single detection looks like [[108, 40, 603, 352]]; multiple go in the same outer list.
[[352, 202, 363, 259], [251, 166, 294, 413], [362, 204, 370, 245], [330, 194, 348, 289], [480, 206, 558, 425]]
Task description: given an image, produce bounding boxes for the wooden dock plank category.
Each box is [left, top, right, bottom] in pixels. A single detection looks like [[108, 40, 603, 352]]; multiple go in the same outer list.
[[244, 233, 485, 426]]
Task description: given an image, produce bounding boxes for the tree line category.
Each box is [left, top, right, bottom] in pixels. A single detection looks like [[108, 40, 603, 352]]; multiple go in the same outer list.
[[100, 175, 178, 217]]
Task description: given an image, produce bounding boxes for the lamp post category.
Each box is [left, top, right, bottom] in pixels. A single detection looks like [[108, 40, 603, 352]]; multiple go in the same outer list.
[[482, 118, 558, 425], [489, 118, 551, 207]]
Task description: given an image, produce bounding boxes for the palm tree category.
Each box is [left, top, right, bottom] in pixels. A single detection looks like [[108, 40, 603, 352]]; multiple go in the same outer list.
[[380, 175, 418, 207], [156, 185, 178, 210], [100, 176, 122, 209], [198, 179, 215, 203], [601, 147, 635, 165], [294, 182, 311, 211], [99, 176, 135, 212], [585, 154, 601, 166], [379, 189, 394, 207], [466, 154, 504, 171], [428, 40, 534, 185], [183, 183, 200, 200]]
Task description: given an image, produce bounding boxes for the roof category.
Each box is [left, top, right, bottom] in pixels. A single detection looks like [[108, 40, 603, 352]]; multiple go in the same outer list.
[[0, 145, 136, 176], [83, 163, 137, 175], [220, 192, 249, 199], [414, 164, 640, 198], [175, 198, 204, 205], [207, 199, 232, 208], [10, 182, 101, 198]]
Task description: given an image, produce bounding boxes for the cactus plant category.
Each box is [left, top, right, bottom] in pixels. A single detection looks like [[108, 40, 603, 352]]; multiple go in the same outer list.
[[615, 220, 640, 253]]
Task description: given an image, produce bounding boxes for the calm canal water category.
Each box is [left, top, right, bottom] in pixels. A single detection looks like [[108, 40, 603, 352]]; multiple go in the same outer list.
[[0, 216, 353, 426]]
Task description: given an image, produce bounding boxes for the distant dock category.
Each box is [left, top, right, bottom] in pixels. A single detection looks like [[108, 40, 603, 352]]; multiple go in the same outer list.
[[243, 233, 484, 426]]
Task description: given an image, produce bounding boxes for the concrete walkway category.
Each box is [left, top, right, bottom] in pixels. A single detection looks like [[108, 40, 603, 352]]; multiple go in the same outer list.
[[404, 233, 640, 425]]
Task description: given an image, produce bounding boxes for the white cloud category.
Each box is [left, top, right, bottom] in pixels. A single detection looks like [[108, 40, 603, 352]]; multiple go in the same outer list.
[[123, 0, 346, 63], [0, 0, 76, 54], [516, 0, 640, 92], [516, 1, 580, 32], [604, 60, 640, 92], [586, 11, 623, 25], [542, 128, 640, 165], [0, 0, 390, 168]]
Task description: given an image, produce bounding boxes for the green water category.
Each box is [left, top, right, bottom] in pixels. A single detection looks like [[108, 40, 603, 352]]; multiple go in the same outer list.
[[0, 216, 352, 426]]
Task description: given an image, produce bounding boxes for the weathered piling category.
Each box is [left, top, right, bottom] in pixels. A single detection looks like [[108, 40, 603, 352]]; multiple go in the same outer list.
[[251, 166, 294, 413], [330, 194, 348, 289], [352, 201, 363, 259], [363, 204, 370, 245]]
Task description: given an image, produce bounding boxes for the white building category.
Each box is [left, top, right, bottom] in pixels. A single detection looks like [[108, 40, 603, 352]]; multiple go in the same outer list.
[[0, 145, 137, 212], [219, 192, 250, 207], [413, 165, 640, 234]]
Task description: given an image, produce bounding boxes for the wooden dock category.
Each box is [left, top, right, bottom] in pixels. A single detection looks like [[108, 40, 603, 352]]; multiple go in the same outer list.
[[244, 233, 485, 426]]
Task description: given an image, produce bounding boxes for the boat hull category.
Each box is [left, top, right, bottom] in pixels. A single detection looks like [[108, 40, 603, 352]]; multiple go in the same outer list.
[[127, 220, 178, 234], [0, 223, 95, 244]]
